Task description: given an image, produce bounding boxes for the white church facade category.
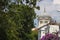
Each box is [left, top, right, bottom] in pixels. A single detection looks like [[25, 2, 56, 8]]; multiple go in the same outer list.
[[32, 8, 60, 40], [38, 15, 59, 40], [37, 8, 60, 40], [32, 0, 60, 40]]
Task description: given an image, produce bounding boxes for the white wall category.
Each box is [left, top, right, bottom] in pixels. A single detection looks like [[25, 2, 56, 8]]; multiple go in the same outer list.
[[39, 25, 59, 39], [38, 20, 50, 28], [40, 26, 47, 38], [49, 25, 59, 33]]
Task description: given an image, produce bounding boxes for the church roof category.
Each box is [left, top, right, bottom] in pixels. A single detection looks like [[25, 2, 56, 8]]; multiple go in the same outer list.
[[38, 7, 51, 20], [38, 16, 52, 20]]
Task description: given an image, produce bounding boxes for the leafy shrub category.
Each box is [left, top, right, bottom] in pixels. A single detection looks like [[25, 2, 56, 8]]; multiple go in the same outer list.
[[40, 33, 59, 40]]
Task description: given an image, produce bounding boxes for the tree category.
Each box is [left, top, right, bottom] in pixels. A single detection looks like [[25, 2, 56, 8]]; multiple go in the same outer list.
[[0, 11, 21, 40], [8, 4, 36, 40], [0, 12, 8, 40], [0, 0, 38, 40], [0, 0, 9, 10]]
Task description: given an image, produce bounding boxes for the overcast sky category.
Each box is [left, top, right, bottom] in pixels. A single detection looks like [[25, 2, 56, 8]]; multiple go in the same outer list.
[[34, 0, 60, 27]]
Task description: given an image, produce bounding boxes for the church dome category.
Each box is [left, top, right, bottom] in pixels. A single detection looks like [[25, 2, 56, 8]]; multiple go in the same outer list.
[[38, 8, 51, 20]]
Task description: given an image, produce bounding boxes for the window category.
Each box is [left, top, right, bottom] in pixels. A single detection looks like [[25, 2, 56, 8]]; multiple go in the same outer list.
[[45, 21, 48, 23], [40, 21, 43, 23]]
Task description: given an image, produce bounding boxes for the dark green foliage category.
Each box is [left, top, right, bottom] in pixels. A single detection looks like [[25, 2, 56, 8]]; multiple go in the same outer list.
[[0, 0, 38, 40], [16, 0, 37, 7], [0, 0, 9, 10], [8, 5, 36, 40], [0, 11, 20, 40]]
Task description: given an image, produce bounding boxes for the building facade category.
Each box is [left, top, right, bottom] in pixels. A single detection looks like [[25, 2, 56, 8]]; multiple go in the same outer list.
[[38, 8, 59, 40]]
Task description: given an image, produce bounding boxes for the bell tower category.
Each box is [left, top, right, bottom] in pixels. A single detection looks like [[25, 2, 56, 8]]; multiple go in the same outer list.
[[38, 8, 51, 28], [38, 8, 52, 40]]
